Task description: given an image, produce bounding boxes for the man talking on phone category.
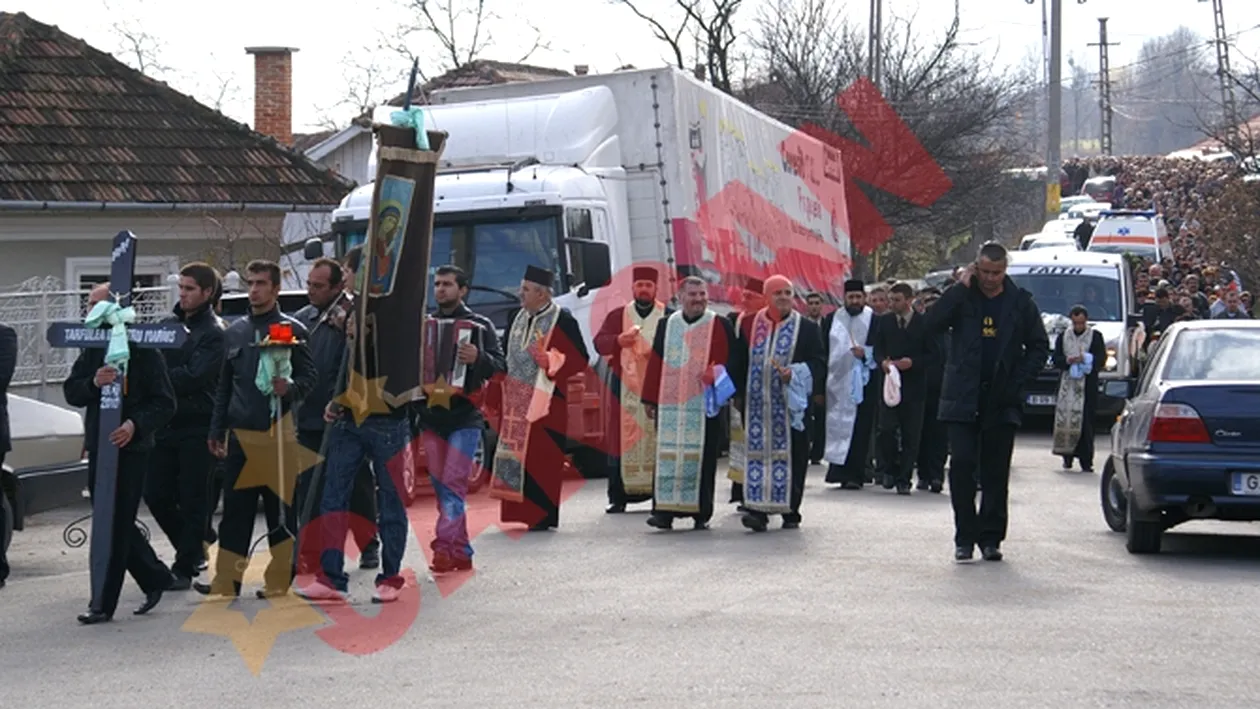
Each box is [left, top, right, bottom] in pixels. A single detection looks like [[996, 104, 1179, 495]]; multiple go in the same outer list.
[[923, 242, 1048, 562]]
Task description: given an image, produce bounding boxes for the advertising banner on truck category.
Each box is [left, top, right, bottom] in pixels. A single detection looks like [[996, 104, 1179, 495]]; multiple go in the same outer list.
[[667, 79, 852, 305]]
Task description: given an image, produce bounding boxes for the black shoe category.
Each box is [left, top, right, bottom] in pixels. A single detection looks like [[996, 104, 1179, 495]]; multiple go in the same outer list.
[[0, 579, 6, 590], [646, 514, 673, 530], [1062, 457, 1073, 470], [840, 481, 862, 490], [192, 581, 237, 599], [981, 545, 1003, 562], [735, 505, 749, 513], [430, 553, 473, 573], [1082, 464, 1094, 473], [740, 513, 768, 532], [693, 519, 710, 531], [782, 519, 800, 529], [255, 587, 289, 599], [954, 545, 974, 561], [896, 485, 911, 495], [882, 475, 895, 490], [527, 523, 552, 532], [77, 610, 112, 625], [359, 543, 381, 570], [134, 590, 162, 615], [605, 503, 627, 514], [168, 574, 192, 591], [929, 481, 943, 494], [916, 480, 930, 491]]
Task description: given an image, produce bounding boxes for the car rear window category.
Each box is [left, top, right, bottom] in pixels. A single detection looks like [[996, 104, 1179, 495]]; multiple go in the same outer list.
[[1164, 329, 1260, 380]]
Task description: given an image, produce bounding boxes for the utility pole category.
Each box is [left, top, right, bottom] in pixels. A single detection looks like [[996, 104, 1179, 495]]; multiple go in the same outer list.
[[1088, 18, 1119, 155], [1047, 0, 1064, 217], [1201, 0, 1239, 144], [867, 0, 883, 91]]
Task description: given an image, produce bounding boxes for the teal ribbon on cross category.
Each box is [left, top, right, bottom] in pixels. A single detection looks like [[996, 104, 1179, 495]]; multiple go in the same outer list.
[[254, 332, 294, 419], [84, 299, 136, 376], [389, 106, 431, 150]]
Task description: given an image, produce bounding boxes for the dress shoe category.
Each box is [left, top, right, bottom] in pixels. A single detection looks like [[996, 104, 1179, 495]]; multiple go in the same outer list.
[[882, 476, 895, 490], [255, 587, 289, 599], [693, 519, 709, 531], [192, 581, 237, 599], [646, 514, 673, 530], [77, 611, 112, 625], [896, 486, 911, 495], [929, 481, 943, 494], [134, 590, 162, 615], [981, 545, 1003, 562], [954, 545, 974, 561], [782, 519, 800, 530], [840, 482, 862, 490], [168, 574, 192, 591], [916, 480, 930, 491], [527, 523, 552, 532], [740, 513, 768, 532], [359, 544, 381, 570], [605, 503, 627, 514], [430, 553, 473, 574]]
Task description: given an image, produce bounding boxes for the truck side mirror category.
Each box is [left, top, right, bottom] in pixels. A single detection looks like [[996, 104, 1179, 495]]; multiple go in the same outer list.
[[303, 237, 325, 261], [569, 240, 612, 295]]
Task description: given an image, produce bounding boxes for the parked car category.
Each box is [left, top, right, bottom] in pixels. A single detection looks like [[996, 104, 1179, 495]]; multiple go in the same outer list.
[[1100, 320, 1260, 554], [3, 394, 89, 554], [217, 290, 496, 502]]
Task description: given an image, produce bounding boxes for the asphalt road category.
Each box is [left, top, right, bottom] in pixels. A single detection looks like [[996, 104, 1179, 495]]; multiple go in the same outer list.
[[4, 425, 1260, 708]]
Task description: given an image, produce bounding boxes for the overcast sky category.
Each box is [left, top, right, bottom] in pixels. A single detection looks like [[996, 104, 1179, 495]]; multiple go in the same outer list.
[[9, 0, 1260, 134]]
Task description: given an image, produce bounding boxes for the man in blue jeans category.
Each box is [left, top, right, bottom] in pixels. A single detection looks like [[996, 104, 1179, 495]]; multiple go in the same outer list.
[[297, 304, 413, 603], [414, 266, 504, 572]]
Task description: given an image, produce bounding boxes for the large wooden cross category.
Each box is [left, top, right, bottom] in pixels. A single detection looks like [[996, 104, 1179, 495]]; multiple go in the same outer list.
[[44, 231, 187, 609]]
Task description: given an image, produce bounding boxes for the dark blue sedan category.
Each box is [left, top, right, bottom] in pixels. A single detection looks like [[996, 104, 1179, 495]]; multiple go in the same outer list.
[[1101, 319, 1260, 554]]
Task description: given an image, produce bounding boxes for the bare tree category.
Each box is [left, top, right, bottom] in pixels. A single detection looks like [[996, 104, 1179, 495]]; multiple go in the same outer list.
[[315, 51, 405, 130], [612, 0, 744, 94], [751, 0, 1029, 276], [387, 0, 549, 76]]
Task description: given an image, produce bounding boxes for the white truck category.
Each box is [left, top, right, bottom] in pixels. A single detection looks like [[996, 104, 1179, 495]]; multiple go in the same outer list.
[[306, 65, 852, 483]]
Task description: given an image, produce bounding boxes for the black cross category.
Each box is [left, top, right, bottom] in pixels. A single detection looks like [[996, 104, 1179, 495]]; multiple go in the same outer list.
[[43, 231, 187, 607]]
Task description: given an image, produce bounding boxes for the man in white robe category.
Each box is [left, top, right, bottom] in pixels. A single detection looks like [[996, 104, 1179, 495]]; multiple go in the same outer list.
[[821, 279, 877, 490]]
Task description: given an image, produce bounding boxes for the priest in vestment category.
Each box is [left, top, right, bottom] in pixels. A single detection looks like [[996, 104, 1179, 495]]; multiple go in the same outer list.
[[821, 279, 878, 490], [642, 276, 740, 530], [725, 276, 765, 508], [1051, 304, 1107, 472], [489, 265, 590, 530], [593, 265, 672, 513], [734, 275, 825, 531]]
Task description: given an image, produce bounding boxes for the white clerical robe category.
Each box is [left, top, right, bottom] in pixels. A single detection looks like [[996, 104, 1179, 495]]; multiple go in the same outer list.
[[823, 306, 874, 466]]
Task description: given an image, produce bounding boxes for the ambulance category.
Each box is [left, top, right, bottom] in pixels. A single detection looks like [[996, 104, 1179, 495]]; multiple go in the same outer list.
[[1086, 209, 1173, 263]]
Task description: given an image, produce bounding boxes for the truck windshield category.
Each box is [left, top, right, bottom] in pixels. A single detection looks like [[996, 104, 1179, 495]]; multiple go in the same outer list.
[[1008, 272, 1124, 321], [430, 215, 561, 307]]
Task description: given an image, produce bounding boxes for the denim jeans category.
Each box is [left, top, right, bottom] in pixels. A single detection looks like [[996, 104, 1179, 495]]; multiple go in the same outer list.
[[422, 427, 481, 560], [317, 415, 410, 591]]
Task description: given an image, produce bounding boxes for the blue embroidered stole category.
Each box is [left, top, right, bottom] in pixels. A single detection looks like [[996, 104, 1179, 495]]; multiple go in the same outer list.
[[654, 310, 715, 513], [743, 309, 801, 513]]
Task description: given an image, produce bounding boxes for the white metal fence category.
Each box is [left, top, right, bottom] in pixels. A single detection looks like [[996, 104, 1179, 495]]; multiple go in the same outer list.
[[1, 278, 175, 388]]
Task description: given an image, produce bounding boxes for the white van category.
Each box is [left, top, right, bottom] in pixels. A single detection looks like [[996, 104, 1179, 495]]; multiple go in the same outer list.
[[1006, 250, 1142, 418], [1086, 209, 1173, 263]]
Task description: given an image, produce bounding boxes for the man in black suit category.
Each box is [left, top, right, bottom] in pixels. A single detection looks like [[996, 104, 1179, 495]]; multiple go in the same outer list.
[[0, 321, 15, 589], [870, 282, 936, 495]]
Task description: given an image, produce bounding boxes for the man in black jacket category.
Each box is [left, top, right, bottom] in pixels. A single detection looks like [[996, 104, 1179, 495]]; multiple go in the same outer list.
[[195, 260, 317, 599], [292, 255, 380, 575], [143, 262, 225, 590], [64, 283, 177, 623], [870, 282, 937, 495], [916, 288, 948, 492], [924, 242, 1049, 563], [414, 265, 505, 572], [0, 321, 15, 589]]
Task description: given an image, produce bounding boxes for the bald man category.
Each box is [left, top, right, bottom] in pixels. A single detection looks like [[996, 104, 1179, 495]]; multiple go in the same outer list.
[[63, 283, 177, 624]]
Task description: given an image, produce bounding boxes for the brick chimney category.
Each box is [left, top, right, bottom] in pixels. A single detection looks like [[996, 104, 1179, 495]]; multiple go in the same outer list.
[[245, 46, 299, 145]]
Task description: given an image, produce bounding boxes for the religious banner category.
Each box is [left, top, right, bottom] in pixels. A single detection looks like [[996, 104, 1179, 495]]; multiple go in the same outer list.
[[354, 122, 449, 408]]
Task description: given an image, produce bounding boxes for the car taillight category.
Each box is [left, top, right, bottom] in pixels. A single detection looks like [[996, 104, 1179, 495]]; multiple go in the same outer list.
[[1148, 402, 1211, 443]]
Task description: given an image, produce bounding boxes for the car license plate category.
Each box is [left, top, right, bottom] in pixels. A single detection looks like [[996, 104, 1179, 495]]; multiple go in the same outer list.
[[1027, 395, 1057, 406], [1232, 473, 1260, 496]]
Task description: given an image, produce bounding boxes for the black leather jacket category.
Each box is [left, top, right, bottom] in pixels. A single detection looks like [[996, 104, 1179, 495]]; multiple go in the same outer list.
[[159, 303, 226, 435], [293, 296, 350, 433], [209, 305, 317, 438], [63, 346, 176, 454]]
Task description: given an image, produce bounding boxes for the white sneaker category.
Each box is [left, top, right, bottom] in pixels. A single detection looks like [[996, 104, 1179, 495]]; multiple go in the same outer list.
[[296, 579, 346, 602], [372, 583, 402, 604]]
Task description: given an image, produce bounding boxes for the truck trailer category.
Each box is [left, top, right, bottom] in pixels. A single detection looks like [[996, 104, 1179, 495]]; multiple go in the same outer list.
[[313, 65, 852, 483]]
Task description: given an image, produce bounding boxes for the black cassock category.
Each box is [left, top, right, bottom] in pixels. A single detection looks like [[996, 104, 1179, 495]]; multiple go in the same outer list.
[[495, 305, 590, 530], [64, 346, 176, 617], [642, 311, 741, 524]]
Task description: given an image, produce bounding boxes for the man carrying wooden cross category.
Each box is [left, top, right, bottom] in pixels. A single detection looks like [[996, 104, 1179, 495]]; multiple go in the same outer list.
[[64, 282, 177, 624]]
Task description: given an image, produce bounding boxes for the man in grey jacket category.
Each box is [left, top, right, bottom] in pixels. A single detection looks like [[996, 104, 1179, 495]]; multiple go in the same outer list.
[[292, 256, 380, 575]]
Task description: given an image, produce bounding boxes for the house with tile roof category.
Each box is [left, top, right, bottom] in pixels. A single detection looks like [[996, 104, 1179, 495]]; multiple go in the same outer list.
[[300, 59, 573, 188], [0, 12, 352, 291]]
